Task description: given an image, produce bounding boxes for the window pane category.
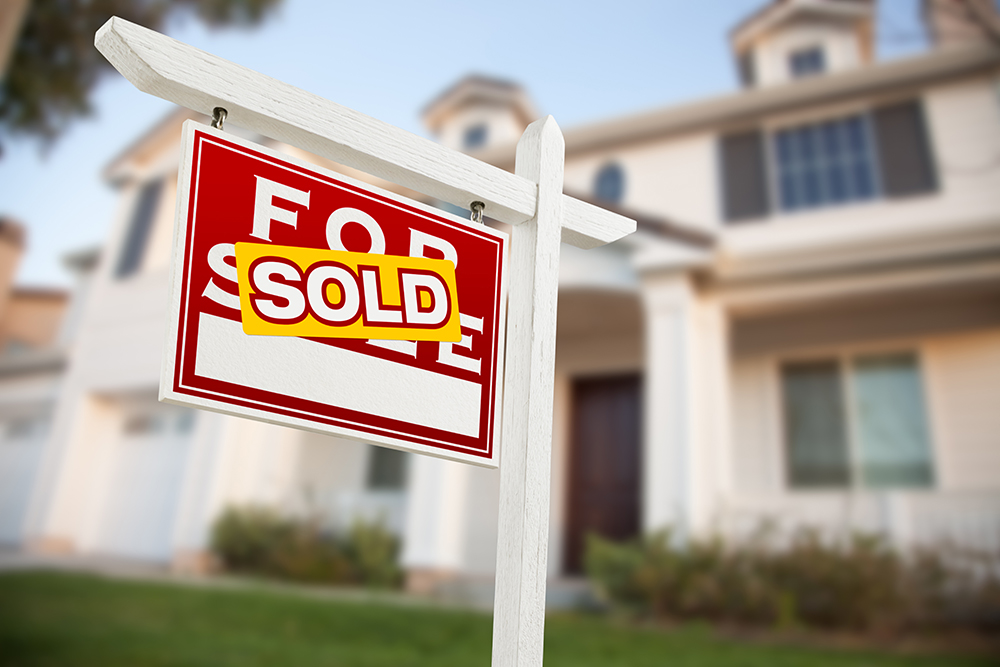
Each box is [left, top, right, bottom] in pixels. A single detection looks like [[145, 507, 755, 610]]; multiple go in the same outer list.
[[851, 353, 934, 488], [801, 165, 822, 206], [851, 159, 876, 200], [780, 173, 799, 210], [798, 127, 816, 161], [827, 162, 848, 202], [594, 162, 625, 205], [463, 124, 487, 151], [790, 47, 825, 78], [366, 446, 407, 490], [845, 117, 867, 153], [781, 361, 851, 487], [774, 115, 879, 213]]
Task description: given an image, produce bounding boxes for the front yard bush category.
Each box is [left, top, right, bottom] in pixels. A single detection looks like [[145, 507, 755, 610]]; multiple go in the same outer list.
[[585, 527, 1000, 633], [211, 505, 402, 588]]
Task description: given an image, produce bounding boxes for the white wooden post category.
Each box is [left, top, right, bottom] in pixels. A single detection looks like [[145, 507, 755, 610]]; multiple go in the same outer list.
[[94, 17, 636, 667], [492, 117, 564, 667]]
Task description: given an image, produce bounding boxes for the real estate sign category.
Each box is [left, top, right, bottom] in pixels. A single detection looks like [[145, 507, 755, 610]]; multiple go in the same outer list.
[[160, 122, 508, 467]]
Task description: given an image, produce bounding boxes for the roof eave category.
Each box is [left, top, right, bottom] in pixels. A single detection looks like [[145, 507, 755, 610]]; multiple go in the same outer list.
[[561, 42, 1000, 156]]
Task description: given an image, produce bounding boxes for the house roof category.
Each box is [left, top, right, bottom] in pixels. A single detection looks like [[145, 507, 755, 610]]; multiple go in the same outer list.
[[421, 74, 538, 134], [102, 106, 204, 185], [730, 0, 874, 52], [0, 216, 25, 249], [555, 40, 1000, 157], [10, 287, 68, 301], [564, 190, 715, 248], [468, 42, 999, 167]]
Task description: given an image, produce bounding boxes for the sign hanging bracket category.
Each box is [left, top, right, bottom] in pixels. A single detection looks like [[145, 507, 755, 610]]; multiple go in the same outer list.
[[211, 106, 227, 130], [470, 201, 485, 224]]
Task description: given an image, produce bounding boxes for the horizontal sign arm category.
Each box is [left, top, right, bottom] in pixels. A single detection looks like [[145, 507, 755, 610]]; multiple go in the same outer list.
[[95, 17, 635, 249]]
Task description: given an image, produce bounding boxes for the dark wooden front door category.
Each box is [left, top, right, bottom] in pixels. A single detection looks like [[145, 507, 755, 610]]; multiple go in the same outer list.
[[563, 374, 642, 574]]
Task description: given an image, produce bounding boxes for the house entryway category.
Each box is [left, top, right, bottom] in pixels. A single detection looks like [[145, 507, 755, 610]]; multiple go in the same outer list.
[[93, 402, 195, 561], [563, 374, 641, 574]]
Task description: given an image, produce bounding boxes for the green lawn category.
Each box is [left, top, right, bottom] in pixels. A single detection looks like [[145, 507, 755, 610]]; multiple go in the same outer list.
[[0, 571, 994, 667]]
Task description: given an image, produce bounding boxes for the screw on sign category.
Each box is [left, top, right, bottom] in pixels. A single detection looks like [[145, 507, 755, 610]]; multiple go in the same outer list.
[[163, 123, 508, 467], [97, 16, 634, 667]]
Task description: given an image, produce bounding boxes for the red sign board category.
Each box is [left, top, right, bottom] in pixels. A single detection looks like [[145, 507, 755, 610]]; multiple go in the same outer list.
[[161, 122, 508, 467]]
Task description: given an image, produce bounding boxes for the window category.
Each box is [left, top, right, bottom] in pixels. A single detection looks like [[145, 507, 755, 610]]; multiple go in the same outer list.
[[463, 124, 488, 150], [774, 115, 879, 212], [781, 352, 934, 490], [594, 162, 625, 205], [789, 47, 825, 79], [366, 446, 407, 490], [719, 99, 938, 223], [116, 178, 164, 278]]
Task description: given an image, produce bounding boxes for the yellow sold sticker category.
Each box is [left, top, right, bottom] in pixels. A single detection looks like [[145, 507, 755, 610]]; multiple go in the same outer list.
[[235, 242, 462, 342]]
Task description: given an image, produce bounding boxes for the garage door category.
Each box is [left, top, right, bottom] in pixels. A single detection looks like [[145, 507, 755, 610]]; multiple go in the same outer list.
[[0, 415, 49, 545], [94, 404, 195, 561]]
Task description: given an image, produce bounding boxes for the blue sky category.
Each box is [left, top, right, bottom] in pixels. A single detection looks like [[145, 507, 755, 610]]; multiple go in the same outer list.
[[0, 0, 928, 287]]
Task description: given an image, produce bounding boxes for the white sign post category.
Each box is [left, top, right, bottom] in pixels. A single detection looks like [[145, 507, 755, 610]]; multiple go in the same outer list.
[[97, 17, 635, 666]]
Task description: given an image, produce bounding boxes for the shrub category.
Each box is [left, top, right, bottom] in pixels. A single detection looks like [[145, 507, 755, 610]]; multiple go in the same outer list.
[[346, 517, 403, 588], [585, 527, 1000, 633], [210, 505, 401, 588], [210, 506, 294, 575]]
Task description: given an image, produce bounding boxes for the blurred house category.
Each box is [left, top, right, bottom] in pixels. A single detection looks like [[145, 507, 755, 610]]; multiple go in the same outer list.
[[0, 216, 77, 544], [2, 0, 999, 597]]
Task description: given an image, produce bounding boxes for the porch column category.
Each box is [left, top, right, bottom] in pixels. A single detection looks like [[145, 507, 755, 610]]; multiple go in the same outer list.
[[400, 455, 470, 592], [640, 270, 731, 540]]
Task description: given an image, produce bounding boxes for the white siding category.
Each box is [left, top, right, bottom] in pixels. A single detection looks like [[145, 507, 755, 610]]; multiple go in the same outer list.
[[730, 357, 782, 495], [0, 414, 50, 545], [925, 75, 1000, 208], [925, 328, 1000, 491], [563, 132, 718, 230]]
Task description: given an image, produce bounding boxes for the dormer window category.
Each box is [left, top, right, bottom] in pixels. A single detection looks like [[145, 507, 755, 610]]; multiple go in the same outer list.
[[463, 124, 488, 150], [789, 47, 825, 79], [594, 162, 625, 205]]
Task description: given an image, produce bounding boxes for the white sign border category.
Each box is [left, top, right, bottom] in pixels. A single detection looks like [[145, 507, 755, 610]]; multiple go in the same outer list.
[[160, 120, 509, 469]]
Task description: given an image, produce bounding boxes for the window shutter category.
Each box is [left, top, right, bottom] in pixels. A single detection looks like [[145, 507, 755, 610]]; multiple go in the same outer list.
[[873, 100, 938, 197], [738, 53, 755, 87], [720, 130, 770, 222], [115, 178, 164, 278]]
